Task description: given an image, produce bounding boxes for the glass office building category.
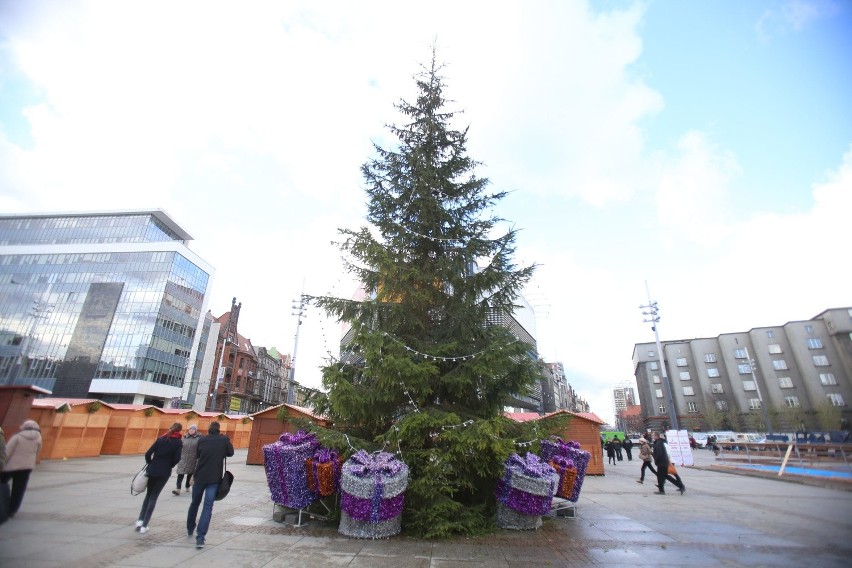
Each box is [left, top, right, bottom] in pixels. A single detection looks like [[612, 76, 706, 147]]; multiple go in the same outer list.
[[0, 211, 214, 406]]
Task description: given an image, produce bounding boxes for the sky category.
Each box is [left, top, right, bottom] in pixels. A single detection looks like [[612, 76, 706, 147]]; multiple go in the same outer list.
[[1, 0, 850, 425]]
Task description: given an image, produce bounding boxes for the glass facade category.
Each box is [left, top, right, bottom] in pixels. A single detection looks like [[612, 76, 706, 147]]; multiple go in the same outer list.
[[0, 212, 212, 405], [0, 213, 182, 245]]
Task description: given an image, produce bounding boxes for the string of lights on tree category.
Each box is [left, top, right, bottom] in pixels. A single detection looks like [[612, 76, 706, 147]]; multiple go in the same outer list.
[[310, 244, 540, 451]]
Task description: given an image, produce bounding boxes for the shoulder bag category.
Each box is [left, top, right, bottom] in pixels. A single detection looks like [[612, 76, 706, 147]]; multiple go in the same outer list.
[[131, 463, 149, 495], [215, 457, 234, 501]]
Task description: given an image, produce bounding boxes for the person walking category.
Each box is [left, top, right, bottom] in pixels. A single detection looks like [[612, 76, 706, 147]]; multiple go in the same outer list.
[[173, 424, 201, 495], [623, 436, 634, 461], [605, 439, 616, 465], [136, 422, 183, 533], [187, 421, 234, 549], [635, 438, 656, 484], [651, 431, 670, 494], [612, 436, 623, 461], [1, 419, 43, 519]]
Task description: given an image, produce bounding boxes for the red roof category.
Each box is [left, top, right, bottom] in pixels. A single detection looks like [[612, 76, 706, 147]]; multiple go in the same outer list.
[[504, 409, 606, 425]]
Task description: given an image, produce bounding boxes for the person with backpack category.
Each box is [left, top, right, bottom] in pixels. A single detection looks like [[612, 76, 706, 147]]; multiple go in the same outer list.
[[612, 436, 623, 461]]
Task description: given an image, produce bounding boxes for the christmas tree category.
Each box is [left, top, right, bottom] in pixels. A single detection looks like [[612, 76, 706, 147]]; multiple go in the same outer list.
[[310, 53, 547, 537]]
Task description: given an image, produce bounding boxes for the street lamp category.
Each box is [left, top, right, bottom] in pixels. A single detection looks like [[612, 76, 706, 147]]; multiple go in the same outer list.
[[744, 346, 773, 435], [639, 282, 679, 432]]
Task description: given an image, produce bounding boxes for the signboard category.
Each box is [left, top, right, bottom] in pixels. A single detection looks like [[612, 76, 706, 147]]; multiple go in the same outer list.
[[666, 429, 694, 466], [229, 397, 242, 412]]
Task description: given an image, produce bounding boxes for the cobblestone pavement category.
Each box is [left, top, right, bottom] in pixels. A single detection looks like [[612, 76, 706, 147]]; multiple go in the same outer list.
[[0, 448, 850, 567]]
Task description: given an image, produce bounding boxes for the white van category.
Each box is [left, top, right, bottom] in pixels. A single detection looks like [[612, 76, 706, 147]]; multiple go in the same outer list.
[[707, 431, 736, 442]]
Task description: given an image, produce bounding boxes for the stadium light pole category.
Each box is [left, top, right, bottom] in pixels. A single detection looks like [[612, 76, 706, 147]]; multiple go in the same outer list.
[[640, 281, 679, 431]]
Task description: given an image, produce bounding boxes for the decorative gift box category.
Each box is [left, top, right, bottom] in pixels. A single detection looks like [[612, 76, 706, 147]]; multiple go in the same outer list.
[[548, 455, 578, 500], [538, 437, 590, 503], [263, 430, 321, 510], [305, 447, 342, 497], [495, 452, 557, 528], [339, 450, 409, 539]]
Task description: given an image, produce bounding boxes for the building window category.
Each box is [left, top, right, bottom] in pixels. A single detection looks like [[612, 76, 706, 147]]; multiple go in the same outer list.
[[827, 393, 845, 406], [658, 405, 667, 414], [772, 359, 788, 371], [676, 357, 688, 367], [766, 330, 775, 338], [784, 396, 800, 408], [778, 376, 793, 388], [652, 375, 661, 384], [748, 398, 762, 410], [711, 383, 725, 394], [715, 400, 728, 411], [647, 350, 655, 357], [687, 402, 699, 413], [738, 363, 752, 374], [704, 353, 717, 363], [707, 368, 720, 378], [813, 355, 829, 367], [683, 386, 695, 396], [804, 325, 813, 334], [820, 373, 837, 386], [649, 362, 659, 371], [743, 381, 756, 391], [768, 344, 782, 354], [734, 348, 747, 359], [807, 338, 823, 349], [679, 371, 691, 381], [655, 389, 664, 399]]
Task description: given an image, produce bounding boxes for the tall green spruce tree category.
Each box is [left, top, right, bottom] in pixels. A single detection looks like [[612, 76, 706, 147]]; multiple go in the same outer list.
[[310, 55, 547, 537]]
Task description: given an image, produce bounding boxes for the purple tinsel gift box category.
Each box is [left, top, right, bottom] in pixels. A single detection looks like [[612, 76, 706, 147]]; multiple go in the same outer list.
[[495, 453, 557, 516], [340, 450, 409, 525], [262, 430, 321, 509]]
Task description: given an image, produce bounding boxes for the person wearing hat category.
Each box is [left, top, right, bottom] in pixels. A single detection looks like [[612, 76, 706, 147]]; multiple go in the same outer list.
[[635, 437, 656, 484], [173, 424, 201, 495]]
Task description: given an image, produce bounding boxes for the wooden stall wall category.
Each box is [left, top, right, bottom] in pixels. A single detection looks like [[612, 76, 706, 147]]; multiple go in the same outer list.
[[246, 404, 333, 465], [31, 401, 111, 460]]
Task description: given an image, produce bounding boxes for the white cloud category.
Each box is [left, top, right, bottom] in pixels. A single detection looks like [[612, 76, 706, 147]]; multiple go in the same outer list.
[[656, 130, 739, 245]]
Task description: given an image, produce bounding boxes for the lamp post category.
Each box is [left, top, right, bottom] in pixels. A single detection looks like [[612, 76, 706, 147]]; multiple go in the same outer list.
[[639, 282, 679, 432], [744, 346, 773, 435], [288, 291, 308, 404]]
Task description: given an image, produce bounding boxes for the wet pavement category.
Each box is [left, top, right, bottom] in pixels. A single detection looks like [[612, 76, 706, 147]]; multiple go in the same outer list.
[[0, 447, 850, 567]]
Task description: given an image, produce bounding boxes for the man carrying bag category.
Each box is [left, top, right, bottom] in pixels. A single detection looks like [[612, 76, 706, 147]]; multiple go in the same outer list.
[[186, 421, 234, 549]]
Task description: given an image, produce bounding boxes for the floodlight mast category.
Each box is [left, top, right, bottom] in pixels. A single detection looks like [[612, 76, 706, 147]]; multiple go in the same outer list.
[[639, 281, 679, 431]]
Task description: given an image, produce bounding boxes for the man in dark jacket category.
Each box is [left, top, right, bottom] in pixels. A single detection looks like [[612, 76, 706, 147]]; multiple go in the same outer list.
[[651, 431, 670, 494], [186, 421, 234, 549], [623, 437, 633, 461]]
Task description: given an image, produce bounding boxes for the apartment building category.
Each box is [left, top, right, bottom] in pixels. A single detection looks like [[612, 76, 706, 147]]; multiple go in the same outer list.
[[632, 307, 852, 432]]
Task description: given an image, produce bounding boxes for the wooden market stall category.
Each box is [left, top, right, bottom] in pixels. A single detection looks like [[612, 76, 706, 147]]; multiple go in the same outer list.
[[506, 409, 607, 475], [100, 403, 161, 455], [0, 385, 51, 438], [27, 398, 112, 461], [245, 403, 333, 465]]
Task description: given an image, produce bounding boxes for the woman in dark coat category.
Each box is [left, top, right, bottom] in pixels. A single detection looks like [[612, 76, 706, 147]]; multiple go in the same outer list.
[[605, 440, 616, 465], [136, 423, 182, 533]]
